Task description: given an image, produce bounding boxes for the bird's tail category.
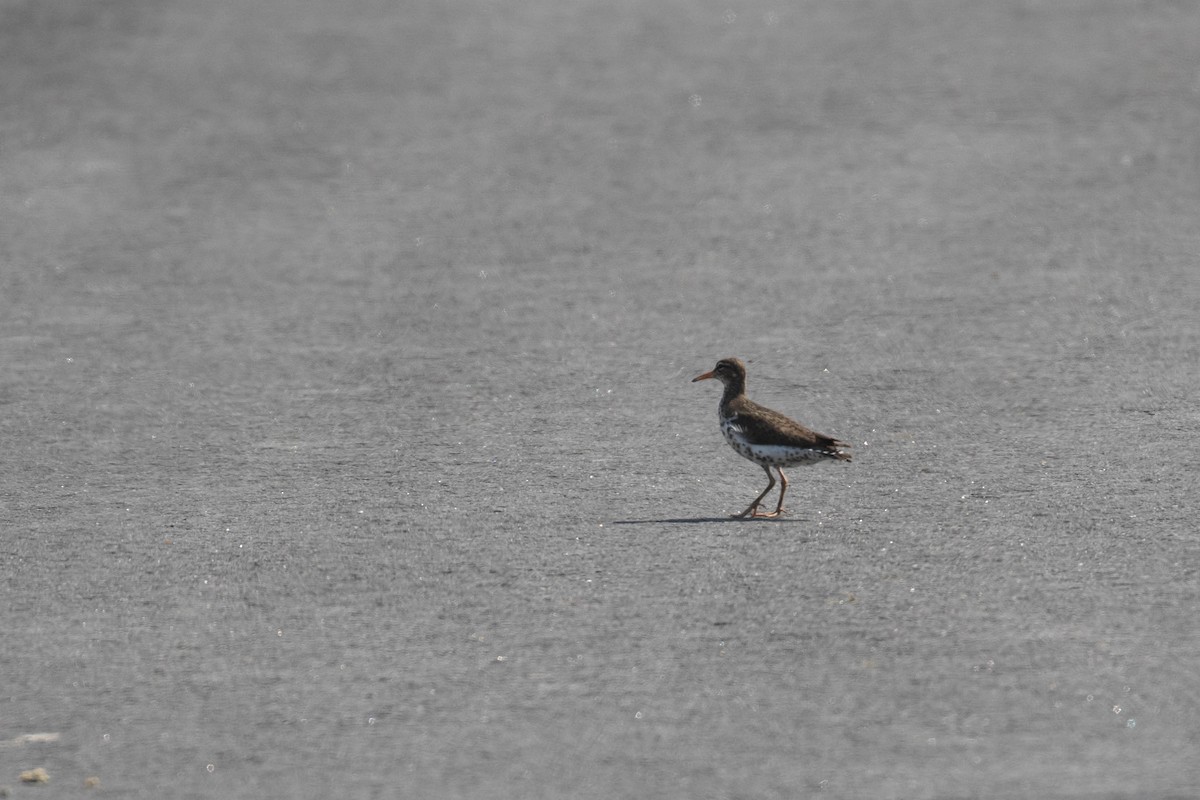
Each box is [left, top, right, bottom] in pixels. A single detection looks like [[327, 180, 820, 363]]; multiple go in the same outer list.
[[829, 439, 853, 462]]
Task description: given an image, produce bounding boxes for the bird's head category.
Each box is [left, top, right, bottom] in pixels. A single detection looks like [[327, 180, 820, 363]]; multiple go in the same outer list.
[[692, 357, 747, 387]]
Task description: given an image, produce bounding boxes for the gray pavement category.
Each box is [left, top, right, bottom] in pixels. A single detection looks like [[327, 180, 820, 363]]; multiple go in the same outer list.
[[2, 1, 1199, 797]]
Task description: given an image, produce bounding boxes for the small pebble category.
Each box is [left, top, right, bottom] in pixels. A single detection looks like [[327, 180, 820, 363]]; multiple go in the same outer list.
[[19, 767, 50, 783]]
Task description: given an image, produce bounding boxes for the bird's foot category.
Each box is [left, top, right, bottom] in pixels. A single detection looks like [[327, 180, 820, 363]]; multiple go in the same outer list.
[[733, 505, 786, 519]]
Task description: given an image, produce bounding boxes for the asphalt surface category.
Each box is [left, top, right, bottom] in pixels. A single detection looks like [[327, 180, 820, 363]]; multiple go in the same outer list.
[[3, 1, 1199, 798]]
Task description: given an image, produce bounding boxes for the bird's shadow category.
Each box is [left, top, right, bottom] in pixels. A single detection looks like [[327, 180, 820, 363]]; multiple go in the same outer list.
[[610, 516, 804, 525]]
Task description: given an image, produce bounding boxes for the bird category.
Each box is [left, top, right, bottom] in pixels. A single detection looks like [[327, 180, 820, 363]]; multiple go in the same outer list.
[[692, 357, 851, 519]]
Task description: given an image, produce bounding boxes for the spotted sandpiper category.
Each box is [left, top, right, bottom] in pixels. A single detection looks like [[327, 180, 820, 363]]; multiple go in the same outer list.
[[693, 357, 851, 518]]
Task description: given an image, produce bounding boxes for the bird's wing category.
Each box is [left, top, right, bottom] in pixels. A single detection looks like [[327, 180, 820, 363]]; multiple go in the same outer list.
[[729, 402, 848, 452]]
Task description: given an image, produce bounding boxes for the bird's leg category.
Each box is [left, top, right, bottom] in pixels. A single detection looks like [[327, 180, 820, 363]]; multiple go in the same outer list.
[[758, 467, 789, 518], [733, 464, 776, 519]]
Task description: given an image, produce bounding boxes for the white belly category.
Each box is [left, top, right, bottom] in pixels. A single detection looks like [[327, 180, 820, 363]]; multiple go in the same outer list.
[[720, 417, 826, 466]]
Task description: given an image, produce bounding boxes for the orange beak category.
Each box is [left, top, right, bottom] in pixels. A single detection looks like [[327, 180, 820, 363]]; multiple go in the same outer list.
[[692, 370, 715, 382]]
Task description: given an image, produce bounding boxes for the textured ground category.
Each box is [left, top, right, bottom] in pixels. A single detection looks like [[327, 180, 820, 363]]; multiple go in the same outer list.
[[3, 1, 1200, 797]]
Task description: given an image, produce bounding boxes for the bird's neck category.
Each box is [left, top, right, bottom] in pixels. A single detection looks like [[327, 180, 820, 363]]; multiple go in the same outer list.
[[719, 379, 745, 411]]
